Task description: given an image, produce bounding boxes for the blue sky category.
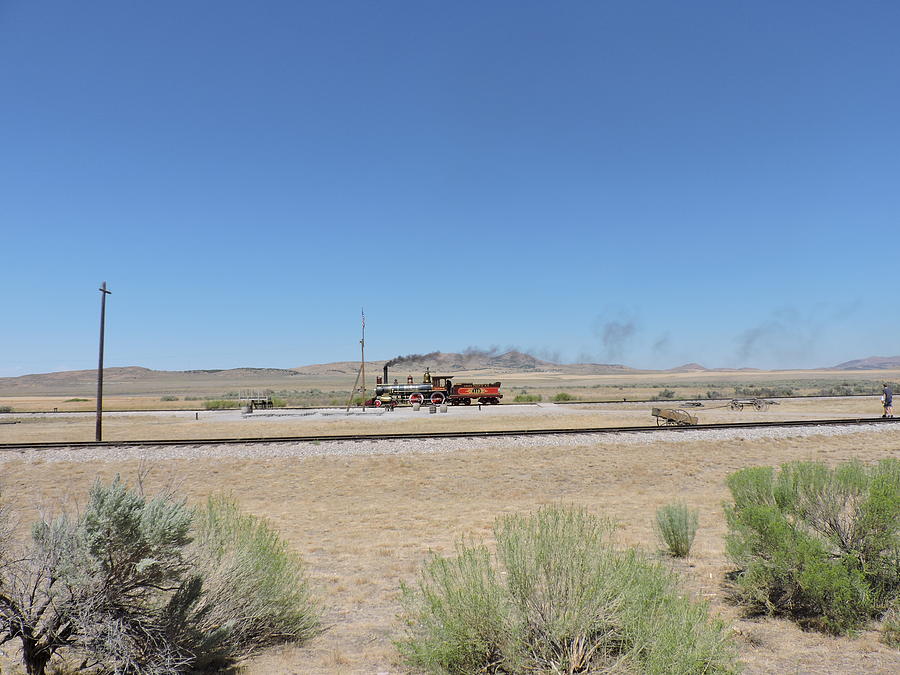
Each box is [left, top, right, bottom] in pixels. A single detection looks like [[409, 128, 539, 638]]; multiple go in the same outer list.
[[2, 1, 898, 375]]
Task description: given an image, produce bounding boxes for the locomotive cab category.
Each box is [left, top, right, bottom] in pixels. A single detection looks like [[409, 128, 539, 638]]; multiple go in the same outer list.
[[429, 375, 453, 391]]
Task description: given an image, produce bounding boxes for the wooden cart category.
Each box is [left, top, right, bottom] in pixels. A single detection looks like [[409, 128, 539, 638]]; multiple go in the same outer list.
[[730, 398, 775, 411], [651, 407, 699, 426]]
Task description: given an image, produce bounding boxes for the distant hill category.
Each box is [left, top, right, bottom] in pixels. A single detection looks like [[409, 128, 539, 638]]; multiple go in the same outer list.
[[831, 356, 900, 370], [8, 351, 900, 397], [668, 363, 708, 372], [0, 351, 640, 396], [293, 350, 564, 376], [0, 366, 302, 396]]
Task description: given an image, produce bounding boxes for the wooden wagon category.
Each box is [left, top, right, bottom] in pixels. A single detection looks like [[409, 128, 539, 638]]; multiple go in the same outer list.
[[730, 398, 775, 411], [651, 407, 698, 426]]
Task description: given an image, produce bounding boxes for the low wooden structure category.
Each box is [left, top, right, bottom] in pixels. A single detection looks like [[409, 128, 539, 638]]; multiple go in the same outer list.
[[239, 391, 274, 410], [651, 407, 698, 426]]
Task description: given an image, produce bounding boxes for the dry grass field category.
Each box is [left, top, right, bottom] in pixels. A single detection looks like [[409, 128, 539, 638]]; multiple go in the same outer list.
[[0, 395, 889, 444], [2, 369, 899, 673], [1, 427, 899, 673]]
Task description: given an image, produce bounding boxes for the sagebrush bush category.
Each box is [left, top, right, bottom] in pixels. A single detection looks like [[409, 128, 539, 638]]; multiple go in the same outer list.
[[398, 505, 738, 674], [883, 601, 900, 648], [1, 477, 197, 675], [203, 399, 241, 410], [513, 393, 541, 402], [185, 494, 319, 667], [656, 502, 699, 557], [0, 479, 319, 675], [0, 405, 11, 413], [552, 392, 575, 402], [725, 459, 900, 634]]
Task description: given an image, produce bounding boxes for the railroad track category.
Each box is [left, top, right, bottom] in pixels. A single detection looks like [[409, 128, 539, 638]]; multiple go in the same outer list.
[[0, 393, 888, 415], [2, 417, 899, 452]]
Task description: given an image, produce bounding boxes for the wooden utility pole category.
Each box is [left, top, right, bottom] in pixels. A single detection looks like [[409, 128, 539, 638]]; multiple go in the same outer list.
[[360, 308, 366, 411], [95, 281, 112, 441], [345, 309, 367, 412]]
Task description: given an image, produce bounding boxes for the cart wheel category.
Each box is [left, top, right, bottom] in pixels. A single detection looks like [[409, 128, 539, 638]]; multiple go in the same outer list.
[[731, 401, 742, 411], [754, 400, 768, 411], [656, 416, 665, 426]]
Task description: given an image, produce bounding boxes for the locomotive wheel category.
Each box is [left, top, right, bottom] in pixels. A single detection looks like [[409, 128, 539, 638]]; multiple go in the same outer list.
[[463, 398, 471, 406], [430, 392, 445, 405], [409, 393, 424, 405], [374, 400, 382, 407]]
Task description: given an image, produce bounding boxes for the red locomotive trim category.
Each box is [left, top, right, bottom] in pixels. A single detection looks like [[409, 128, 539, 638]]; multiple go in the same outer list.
[[455, 387, 501, 396]]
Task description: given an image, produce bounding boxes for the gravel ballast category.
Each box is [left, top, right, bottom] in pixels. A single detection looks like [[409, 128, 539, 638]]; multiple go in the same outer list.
[[3, 422, 899, 464]]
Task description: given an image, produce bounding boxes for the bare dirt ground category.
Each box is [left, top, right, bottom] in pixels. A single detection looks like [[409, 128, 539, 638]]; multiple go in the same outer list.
[[1, 423, 899, 673], [0, 396, 889, 444]]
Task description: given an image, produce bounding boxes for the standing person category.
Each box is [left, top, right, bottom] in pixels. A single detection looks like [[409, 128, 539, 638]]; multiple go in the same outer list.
[[883, 383, 893, 418]]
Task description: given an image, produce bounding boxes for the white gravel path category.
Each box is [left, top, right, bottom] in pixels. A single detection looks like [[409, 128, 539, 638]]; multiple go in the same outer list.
[[3, 422, 899, 464]]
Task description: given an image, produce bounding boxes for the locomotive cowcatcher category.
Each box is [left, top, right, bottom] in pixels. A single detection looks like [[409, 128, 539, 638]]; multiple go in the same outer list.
[[364, 366, 502, 408]]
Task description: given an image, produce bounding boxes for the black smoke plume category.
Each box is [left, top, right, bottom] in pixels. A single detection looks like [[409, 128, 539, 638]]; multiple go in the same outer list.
[[385, 351, 440, 367]]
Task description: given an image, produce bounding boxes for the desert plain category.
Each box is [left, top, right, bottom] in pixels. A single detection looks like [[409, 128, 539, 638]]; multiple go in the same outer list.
[[1, 362, 899, 673]]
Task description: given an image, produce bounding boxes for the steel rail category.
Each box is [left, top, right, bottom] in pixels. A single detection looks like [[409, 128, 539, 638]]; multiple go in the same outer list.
[[1, 417, 899, 453]]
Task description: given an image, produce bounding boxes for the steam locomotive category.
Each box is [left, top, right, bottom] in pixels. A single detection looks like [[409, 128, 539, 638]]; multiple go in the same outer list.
[[365, 366, 502, 408]]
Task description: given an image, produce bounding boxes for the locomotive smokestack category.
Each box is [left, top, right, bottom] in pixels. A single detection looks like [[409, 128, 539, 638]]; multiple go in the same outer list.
[[384, 363, 389, 386]]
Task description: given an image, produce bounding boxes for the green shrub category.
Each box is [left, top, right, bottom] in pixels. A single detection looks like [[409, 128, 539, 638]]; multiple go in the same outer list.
[[513, 393, 542, 402], [656, 503, 699, 558], [203, 399, 242, 410], [552, 392, 576, 402], [724, 459, 900, 634], [63, 398, 89, 402], [0, 405, 11, 413], [161, 395, 179, 401], [883, 601, 900, 648], [398, 505, 738, 674], [0, 476, 197, 674], [185, 495, 319, 667], [655, 388, 676, 400], [733, 385, 794, 397], [0, 478, 319, 675]]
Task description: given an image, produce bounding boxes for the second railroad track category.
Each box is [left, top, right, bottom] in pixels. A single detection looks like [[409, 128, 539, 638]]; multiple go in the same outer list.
[[2, 416, 899, 453]]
